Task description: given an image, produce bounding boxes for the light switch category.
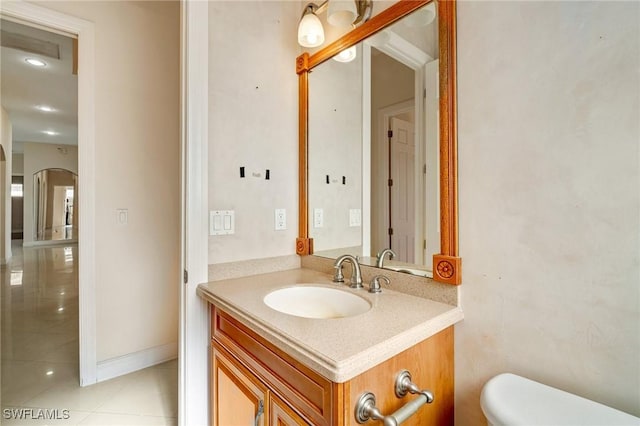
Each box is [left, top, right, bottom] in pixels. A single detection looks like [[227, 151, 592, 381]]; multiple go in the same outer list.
[[314, 208, 323, 228], [210, 210, 234, 235], [349, 209, 361, 227], [116, 209, 128, 225]]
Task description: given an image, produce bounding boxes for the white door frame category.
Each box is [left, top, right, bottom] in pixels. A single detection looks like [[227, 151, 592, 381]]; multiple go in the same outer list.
[[0, 1, 97, 385], [179, 1, 209, 425]]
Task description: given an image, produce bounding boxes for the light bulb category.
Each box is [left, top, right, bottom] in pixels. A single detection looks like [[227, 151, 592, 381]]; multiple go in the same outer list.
[[333, 46, 357, 63], [25, 58, 47, 67]]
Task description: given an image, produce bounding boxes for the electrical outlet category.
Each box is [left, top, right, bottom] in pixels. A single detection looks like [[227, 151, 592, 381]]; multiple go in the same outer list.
[[275, 208, 286, 230], [314, 208, 323, 228]]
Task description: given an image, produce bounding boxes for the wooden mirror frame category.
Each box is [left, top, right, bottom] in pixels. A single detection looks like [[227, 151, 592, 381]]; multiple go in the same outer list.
[[296, 0, 461, 285]]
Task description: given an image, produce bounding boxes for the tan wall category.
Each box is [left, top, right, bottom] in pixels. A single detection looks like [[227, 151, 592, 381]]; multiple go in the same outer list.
[[208, 1, 300, 265], [455, 1, 640, 422], [12, 153, 23, 175], [32, 1, 180, 363]]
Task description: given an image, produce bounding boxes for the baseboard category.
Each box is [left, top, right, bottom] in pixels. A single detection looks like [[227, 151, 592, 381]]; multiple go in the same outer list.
[[22, 239, 78, 248], [96, 342, 177, 382]]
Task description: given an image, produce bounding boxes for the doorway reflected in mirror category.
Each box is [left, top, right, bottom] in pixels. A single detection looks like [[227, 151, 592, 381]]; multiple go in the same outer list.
[[33, 168, 78, 241]]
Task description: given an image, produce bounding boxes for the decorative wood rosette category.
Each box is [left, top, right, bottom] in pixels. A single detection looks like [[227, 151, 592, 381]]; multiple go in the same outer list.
[[296, 238, 313, 256], [433, 255, 461, 285], [296, 53, 309, 75]]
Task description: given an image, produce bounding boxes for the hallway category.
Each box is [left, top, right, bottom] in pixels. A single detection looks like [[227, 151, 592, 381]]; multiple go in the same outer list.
[[1, 242, 177, 425]]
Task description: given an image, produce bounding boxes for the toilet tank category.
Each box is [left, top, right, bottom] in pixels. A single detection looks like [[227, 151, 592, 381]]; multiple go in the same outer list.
[[480, 373, 640, 426]]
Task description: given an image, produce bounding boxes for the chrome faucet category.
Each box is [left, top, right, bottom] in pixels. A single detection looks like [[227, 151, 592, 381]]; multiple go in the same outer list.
[[376, 248, 397, 268], [333, 254, 363, 289]]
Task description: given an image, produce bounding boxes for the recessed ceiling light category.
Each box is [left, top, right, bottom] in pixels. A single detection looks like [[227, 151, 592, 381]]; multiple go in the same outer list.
[[36, 105, 55, 112], [42, 130, 58, 136], [25, 58, 47, 67]]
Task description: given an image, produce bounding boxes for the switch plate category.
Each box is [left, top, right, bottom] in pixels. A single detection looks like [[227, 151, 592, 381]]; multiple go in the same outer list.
[[275, 208, 286, 230], [210, 210, 235, 235], [349, 209, 361, 227], [116, 209, 128, 225], [313, 208, 323, 228]]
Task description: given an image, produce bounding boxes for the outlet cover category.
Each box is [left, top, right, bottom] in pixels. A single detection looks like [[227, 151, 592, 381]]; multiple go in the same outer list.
[[314, 208, 323, 228], [349, 209, 361, 227], [210, 210, 234, 235], [275, 208, 286, 230]]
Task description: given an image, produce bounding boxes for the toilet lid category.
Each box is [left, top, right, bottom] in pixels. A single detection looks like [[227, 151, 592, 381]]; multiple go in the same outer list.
[[480, 373, 640, 426]]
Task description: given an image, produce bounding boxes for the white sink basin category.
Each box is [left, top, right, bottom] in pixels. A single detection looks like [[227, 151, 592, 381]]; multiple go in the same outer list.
[[263, 285, 371, 319]]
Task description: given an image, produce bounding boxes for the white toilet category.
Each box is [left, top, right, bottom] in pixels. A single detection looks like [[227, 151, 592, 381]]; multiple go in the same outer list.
[[480, 373, 640, 426]]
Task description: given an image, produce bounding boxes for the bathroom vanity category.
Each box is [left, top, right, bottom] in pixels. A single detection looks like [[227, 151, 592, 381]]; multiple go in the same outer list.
[[197, 268, 463, 425]]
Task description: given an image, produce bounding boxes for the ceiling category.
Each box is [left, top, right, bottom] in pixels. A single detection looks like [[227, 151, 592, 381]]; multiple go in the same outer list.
[[1, 19, 78, 153]]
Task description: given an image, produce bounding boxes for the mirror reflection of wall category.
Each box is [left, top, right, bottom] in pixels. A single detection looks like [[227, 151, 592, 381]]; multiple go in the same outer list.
[[33, 168, 77, 241], [308, 44, 363, 255]]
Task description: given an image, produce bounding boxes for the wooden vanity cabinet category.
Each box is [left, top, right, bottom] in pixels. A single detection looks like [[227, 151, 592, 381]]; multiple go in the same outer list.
[[212, 344, 269, 425], [210, 306, 454, 426]]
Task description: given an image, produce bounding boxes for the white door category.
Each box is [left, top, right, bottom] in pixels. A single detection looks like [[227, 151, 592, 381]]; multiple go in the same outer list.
[[390, 117, 415, 262]]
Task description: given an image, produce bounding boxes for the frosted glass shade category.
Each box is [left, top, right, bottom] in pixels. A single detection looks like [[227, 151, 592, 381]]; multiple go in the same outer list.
[[333, 46, 357, 63], [298, 12, 325, 47], [328, 0, 357, 27], [404, 3, 436, 27]]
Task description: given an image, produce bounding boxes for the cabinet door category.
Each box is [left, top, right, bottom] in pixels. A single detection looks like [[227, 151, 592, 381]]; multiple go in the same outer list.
[[212, 344, 268, 426], [270, 394, 310, 426]]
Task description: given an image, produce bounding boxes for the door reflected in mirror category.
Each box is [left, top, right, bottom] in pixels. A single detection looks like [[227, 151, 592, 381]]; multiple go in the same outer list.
[[33, 168, 78, 241], [307, 3, 439, 277]]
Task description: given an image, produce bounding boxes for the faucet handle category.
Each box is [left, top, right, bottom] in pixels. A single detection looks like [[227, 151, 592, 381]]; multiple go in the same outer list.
[[369, 275, 390, 293], [333, 264, 345, 283]]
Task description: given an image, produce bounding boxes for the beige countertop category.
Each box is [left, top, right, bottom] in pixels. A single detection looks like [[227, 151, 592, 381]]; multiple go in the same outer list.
[[197, 268, 463, 383]]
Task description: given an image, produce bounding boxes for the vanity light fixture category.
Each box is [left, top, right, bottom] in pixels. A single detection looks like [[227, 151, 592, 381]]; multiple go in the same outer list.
[[298, 0, 373, 48], [298, 3, 326, 47], [327, 0, 357, 27], [25, 57, 47, 67]]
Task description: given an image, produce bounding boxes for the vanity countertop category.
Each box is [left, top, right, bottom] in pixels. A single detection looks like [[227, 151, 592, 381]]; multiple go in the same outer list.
[[197, 268, 463, 383]]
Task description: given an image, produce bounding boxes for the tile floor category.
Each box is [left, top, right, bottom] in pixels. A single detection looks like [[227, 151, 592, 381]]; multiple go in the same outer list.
[[1, 242, 178, 425]]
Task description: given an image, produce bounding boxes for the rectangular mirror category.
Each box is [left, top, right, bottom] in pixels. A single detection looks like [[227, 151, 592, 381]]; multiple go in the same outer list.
[[297, 0, 461, 285]]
